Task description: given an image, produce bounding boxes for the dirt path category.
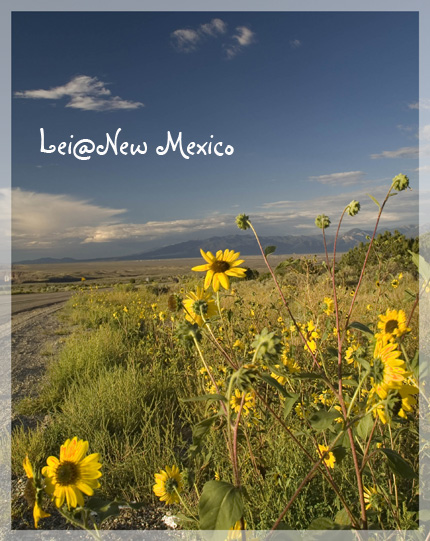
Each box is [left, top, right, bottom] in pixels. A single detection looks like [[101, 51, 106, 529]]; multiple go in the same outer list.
[[12, 304, 66, 424]]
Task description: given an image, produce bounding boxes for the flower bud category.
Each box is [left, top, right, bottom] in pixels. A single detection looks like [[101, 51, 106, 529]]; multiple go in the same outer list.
[[236, 214, 251, 230], [346, 200, 360, 216], [315, 214, 331, 229], [392, 173, 410, 191]]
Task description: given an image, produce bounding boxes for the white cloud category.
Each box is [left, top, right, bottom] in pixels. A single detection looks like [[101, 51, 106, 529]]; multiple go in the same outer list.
[[370, 146, 419, 159], [225, 26, 255, 59], [171, 18, 227, 52], [14, 75, 144, 112], [12, 189, 127, 248], [308, 171, 366, 186], [290, 39, 302, 49], [408, 99, 430, 110]]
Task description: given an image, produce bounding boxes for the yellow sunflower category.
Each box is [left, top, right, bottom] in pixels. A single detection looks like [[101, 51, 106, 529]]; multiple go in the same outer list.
[[318, 444, 336, 469], [192, 249, 247, 292], [375, 309, 411, 345], [23, 456, 50, 529], [230, 389, 255, 416], [370, 341, 408, 399], [42, 437, 102, 509], [183, 287, 217, 326], [322, 297, 334, 316], [228, 519, 247, 539], [363, 486, 381, 510], [397, 384, 419, 418], [153, 465, 183, 505]]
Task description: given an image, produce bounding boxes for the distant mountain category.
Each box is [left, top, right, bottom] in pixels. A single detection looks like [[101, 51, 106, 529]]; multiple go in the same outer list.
[[14, 225, 419, 265], [14, 225, 419, 264]]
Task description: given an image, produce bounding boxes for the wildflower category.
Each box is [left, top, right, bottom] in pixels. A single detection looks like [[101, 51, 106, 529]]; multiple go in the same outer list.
[[159, 311, 166, 321], [376, 309, 411, 345], [315, 214, 331, 229], [42, 437, 102, 509], [123, 306, 128, 313], [214, 471, 221, 481], [322, 297, 334, 316], [183, 288, 217, 326], [192, 249, 247, 292], [23, 456, 50, 529], [235, 213, 251, 230], [345, 344, 358, 364], [318, 444, 336, 469], [366, 304, 372, 311], [153, 465, 183, 505], [391, 279, 399, 289], [233, 339, 245, 350], [398, 273, 403, 280], [369, 341, 408, 400], [81, 277, 86, 281], [230, 389, 255, 416], [396, 384, 419, 418], [151, 303, 158, 311], [346, 200, 360, 216], [376, 280, 380, 288], [363, 486, 382, 511], [392, 173, 410, 192], [228, 519, 247, 538]]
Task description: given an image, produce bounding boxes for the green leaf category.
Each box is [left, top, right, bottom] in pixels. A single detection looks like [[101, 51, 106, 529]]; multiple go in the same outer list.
[[355, 357, 370, 370], [379, 448, 418, 479], [283, 393, 300, 419], [366, 193, 381, 209], [175, 511, 197, 524], [259, 373, 289, 398], [356, 414, 374, 441], [309, 409, 342, 430], [348, 321, 373, 336], [331, 445, 347, 464], [264, 245, 276, 257], [199, 481, 243, 530], [181, 394, 227, 403], [189, 415, 220, 457], [85, 498, 123, 523], [334, 508, 352, 526], [308, 517, 335, 529]]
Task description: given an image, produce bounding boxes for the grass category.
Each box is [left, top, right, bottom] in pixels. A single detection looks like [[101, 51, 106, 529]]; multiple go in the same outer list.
[[12, 252, 420, 530]]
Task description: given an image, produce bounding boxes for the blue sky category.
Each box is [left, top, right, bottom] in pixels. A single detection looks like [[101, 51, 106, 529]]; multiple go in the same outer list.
[[11, 11, 420, 260]]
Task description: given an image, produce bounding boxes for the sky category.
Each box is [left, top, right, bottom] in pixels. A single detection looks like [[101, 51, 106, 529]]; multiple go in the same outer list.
[[11, 11, 421, 261]]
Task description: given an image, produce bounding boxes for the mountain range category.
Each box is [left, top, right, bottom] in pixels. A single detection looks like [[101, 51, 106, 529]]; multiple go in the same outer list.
[[14, 225, 419, 264]]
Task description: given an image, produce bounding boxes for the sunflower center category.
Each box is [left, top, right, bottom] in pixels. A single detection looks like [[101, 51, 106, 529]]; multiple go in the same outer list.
[[211, 261, 230, 273], [372, 358, 385, 385], [384, 319, 398, 334], [165, 478, 178, 494], [56, 461, 79, 486]]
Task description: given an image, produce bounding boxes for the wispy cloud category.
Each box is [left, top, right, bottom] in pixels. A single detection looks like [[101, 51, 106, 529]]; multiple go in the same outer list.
[[171, 18, 227, 52], [171, 19, 254, 59], [225, 26, 255, 59], [370, 146, 419, 159], [308, 171, 366, 186], [14, 75, 144, 112], [408, 99, 430, 110], [289, 39, 302, 49]]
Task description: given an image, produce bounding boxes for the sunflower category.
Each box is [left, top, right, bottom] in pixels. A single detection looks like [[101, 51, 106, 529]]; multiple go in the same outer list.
[[318, 444, 336, 469], [42, 437, 102, 509], [363, 486, 381, 511], [192, 249, 247, 292], [23, 456, 50, 529], [375, 309, 411, 346], [153, 465, 183, 505], [228, 519, 247, 539], [230, 389, 255, 416], [391, 279, 399, 289], [183, 287, 217, 326], [322, 297, 334, 316], [370, 341, 408, 399], [397, 384, 419, 418]]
